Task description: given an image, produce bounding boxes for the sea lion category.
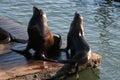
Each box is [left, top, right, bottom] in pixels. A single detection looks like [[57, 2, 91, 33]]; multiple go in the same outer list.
[[12, 7, 61, 60], [45, 12, 92, 80], [0, 27, 27, 44], [66, 12, 85, 59], [56, 12, 92, 68]]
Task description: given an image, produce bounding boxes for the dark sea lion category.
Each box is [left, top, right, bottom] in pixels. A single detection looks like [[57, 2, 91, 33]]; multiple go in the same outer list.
[[66, 12, 85, 59], [46, 12, 92, 80], [56, 12, 92, 65], [0, 27, 27, 44], [12, 7, 61, 60]]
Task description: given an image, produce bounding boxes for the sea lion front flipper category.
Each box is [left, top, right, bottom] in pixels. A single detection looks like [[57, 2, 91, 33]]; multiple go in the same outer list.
[[53, 34, 61, 49], [12, 38, 28, 43], [11, 42, 33, 59], [11, 48, 33, 59], [53, 34, 70, 59], [9, 34, 28, 44], [11, 48, 26, 54]]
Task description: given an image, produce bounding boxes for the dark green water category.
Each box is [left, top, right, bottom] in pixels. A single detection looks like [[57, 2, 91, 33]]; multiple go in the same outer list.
[[0, 0, 120, 80]]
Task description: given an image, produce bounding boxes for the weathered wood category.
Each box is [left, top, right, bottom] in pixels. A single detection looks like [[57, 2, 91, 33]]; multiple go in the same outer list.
[[0, 53, 101, 80], [0, 18, 102, 80]]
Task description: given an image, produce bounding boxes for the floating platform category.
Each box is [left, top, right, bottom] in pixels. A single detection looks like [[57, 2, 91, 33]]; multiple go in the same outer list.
[[0, 18, 102, 80]]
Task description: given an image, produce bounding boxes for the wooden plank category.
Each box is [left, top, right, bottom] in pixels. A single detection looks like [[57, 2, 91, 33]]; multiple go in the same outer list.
[[0, 17, 28, 39]]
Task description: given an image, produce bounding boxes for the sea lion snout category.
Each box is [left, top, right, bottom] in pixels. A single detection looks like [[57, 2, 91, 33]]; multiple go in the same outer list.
[[33, 6, 46, 18], [74, 12, 83, 21]]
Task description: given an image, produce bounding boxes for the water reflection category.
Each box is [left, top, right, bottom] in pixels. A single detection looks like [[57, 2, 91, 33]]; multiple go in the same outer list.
[[66, 68, 100, 80], [70, 0, 95, 4], [94, 2, 114, 45], [78, 68, 100, 80], [94, 1, 120, 80]]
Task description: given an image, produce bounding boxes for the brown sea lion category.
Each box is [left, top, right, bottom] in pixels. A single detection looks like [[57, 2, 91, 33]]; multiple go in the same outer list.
[[45, 12, 92, 80], [0, 27, 27, 44], [11, 7, 61, 60]]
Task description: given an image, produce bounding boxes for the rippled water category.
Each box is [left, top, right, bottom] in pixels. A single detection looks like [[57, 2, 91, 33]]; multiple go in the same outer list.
[[0, 0, 120, 80]]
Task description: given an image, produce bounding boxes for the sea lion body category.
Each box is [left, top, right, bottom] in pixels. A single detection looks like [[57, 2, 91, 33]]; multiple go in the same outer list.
[[27, 8, 54, 53], [66, 12, 86, 59], [61, 12, 92, 65], [12, 7, 61, 59], [0, 27, 26, 44]]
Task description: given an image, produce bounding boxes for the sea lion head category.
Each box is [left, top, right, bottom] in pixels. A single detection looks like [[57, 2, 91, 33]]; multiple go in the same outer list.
[[33, 6, 47, 19], [33, 6, 48, 27], [71, 12, 84, 37], [0, 28, 11, 43], [28, 7, 49, 37]]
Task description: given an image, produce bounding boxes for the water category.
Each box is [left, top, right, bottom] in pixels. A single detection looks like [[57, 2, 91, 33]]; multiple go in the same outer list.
[[0, 0, 120, 80]]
